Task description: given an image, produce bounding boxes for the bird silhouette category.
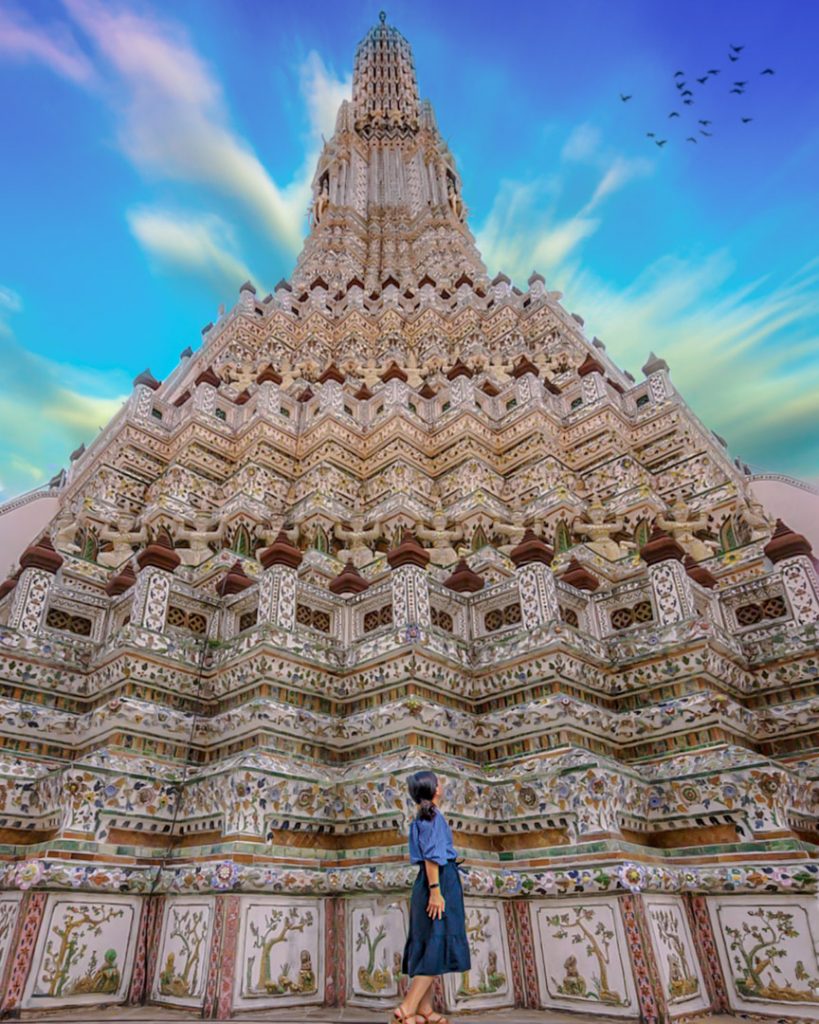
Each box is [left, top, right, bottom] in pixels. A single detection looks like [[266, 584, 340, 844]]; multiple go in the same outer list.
[[729, 87, 744, 94], [681, 89, 693, 96], [700, 129, 713, 136], [730, 44, 745, 52], [761, 68, 775, 75], [698, 119, 712, 125], [708, 69, 721, 75], [620, 93, 632, 101], [674, 70, 685, 77], [734, 80, 748, 87], [686, 137, 698, 143], [729, 54, 739, 62], [656, 139, 668, 147], [697, 76, 709, 84], [669, 111, 680, 118], [646, 131, 656, 137], [683, 99, 694, 105], [675, 81, 686, 90], [741, 116, 753, 123]]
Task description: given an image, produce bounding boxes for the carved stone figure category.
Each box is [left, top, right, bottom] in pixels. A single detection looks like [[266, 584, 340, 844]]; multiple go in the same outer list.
[[740, 497, 776, 543], [573, 498, 635, 561], [176, 513, 226, 567], [51, 510, 82, 555], [98, 514, 148, 568], [417, 509, 463, 566], [657, 497, 719, 562], [335, 511, 381, 567], [493, 509, 527, 555]]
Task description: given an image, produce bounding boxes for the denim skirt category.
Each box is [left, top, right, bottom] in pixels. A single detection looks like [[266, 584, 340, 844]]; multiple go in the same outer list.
[[402, 858, 472, 977]]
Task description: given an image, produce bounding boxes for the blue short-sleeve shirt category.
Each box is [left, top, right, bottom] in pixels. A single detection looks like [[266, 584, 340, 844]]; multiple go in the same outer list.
[[408, 811, 457, 865]]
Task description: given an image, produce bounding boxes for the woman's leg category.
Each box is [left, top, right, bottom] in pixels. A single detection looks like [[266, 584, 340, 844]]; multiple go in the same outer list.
[[417, 977, 440, 1016], [399, 974, 435, 1017]]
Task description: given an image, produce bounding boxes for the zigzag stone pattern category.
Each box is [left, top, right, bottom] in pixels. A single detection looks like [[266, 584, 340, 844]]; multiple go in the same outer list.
[[0, 13, 818, 1021]]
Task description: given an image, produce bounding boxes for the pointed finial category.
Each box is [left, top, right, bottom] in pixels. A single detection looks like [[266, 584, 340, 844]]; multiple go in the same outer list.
[[379, 10, 387, 23]]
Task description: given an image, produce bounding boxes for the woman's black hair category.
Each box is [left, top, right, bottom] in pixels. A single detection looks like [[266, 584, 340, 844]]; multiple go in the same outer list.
[[408, 770, 438, 821]]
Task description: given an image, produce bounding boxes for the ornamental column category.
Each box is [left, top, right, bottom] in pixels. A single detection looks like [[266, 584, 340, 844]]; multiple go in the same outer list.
[[131, 535, 181, 632], [640, 526, 696, 625], [258, 531, 303, 630], [386, 531, 431, 636], [8, 536, 63, 636], [764, 520, 819, 624], [510, 529, 559, 629]]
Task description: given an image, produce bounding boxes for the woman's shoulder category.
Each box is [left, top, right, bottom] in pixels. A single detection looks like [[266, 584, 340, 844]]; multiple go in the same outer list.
[[413, 811, 446, 829]]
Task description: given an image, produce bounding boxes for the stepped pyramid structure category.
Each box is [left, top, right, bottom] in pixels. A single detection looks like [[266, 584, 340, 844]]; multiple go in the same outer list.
[[0, 12, 817, 1021]]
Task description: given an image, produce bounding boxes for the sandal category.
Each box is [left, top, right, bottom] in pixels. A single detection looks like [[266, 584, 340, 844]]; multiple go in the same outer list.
[[391, 1006, 419, 1024], [417, 1014, 450, 1024]]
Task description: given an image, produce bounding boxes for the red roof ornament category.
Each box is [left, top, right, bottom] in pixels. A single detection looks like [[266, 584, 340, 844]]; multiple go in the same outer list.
[[561, 558, 599, 591], [318, 363, 346, 384], [256, 365, 283, 385], [511, 355, 540, 378], [764, 519, 812, 563], [219, 560, 253, 595], [640, 526, 686, 565], [387, 530, 430, 569], [510, 530, 554, 567], [577, 354, 604, 377], [136, 532, 181, 573], [684, 555, 717, 589], [444, 558, 484, 592], [105, 562, 137, 596], [259, 531, 303, 570], [195, 366, 221, 388], [329, 561, 369, 595], [19, 535, 64, 575], [446, 358, 473, 381], [381, 362, 409, 383]]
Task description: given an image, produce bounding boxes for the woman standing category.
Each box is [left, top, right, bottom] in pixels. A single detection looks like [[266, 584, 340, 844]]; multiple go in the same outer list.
[[392, 770, 471, 1024]]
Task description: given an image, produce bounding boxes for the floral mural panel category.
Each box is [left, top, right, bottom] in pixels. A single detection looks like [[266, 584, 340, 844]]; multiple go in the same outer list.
[[346, 896, 408, 1007], [643, 895, 709, 1015], [708, 895, 819, 1020], [22, 895, 140, 1009], [151, 897, 215, 1007], [530, 897, 637, 1017], [233, 895, 324, 1010], [443, 899, 513, 1011], [0, 893, 22, 982]]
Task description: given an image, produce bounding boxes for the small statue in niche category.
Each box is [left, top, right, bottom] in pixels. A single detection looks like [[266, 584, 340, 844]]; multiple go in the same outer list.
[[176, 512, 226, 567], [51, 509, 82, 554], [447, 174, 465, 221], [738, 496, 776, 543], [493, 509, 527, 556], [573, 498, 636, 561], [656, 497, 719, 562], [417, 507, 463, 566], [312, 176, 330, 226], [335, 509, 382, 567], [98, 513, 148, 568]]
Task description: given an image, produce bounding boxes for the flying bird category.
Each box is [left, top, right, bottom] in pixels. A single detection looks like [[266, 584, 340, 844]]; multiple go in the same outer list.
[[669, 111, 680, 118], [729, 54, 739, 62], [674, 70, 685, 77], [697, 76, 709, 84], [730, 44, 745, 52], [741, 116, 753, 123], [698, 119, 712, 125], [646, 131, 656, 137], [700, 129, 713, 136], [729, 87, 744, 94], [683, 99, 694, 105], [681, 89, 693, 96], [761, 68, 775, 75], [734, 81, 748, 87], [708, 69, 721, 75], [655, 139, 668, 147], [620, 93, 632, 101], [675, 81, 686, 90], [687, 137, 698, 143]]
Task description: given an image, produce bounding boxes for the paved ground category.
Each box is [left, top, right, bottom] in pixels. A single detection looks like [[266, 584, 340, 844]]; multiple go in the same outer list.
[[15, 1006, 748, 1024]]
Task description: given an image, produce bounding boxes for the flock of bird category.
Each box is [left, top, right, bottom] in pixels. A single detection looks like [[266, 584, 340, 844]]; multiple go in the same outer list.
[[619, 44, 776, 148]]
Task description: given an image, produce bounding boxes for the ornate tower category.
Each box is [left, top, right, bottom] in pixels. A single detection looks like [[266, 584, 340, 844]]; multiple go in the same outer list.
[[0, 13, 817, 1023]]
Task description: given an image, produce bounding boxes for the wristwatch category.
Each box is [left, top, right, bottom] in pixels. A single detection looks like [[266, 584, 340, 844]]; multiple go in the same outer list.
[[429, 882, 440, 889]]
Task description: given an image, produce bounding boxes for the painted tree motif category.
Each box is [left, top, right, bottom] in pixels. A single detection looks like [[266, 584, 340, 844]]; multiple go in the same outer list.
[[355, 914, 393, 992], [159, 908, 208, 998], [547, 906, 624, 1006], [38, 904, 125, 997], [651, 907, 699, 1000], [455, 907, 505, 998], [724, 908, 819, 1003], [248, 906, 315, 994], [0, 901, 18, 967]]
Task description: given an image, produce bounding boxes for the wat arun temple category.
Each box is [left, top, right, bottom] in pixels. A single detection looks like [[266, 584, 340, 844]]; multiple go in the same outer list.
[[0, 13, 817, 1023]]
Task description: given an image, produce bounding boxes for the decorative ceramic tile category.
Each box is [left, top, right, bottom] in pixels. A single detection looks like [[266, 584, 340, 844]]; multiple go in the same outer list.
[[0, 893, 22, 987], [21, 894, 141, 1009], [151, 897, 215, 1007], [708, 895, 819, 1020], [529, 897, 638, 1017], [232, 895, 324, 1010], [443, 899, 514, 1012], [643, 895, 709, 1016], [346, 895, 407, 1007]]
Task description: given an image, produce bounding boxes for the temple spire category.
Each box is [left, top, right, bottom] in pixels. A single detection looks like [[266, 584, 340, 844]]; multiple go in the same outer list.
[[291, 14, 486, 293]]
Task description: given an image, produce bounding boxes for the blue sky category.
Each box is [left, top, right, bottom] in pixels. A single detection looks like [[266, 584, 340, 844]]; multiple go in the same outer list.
[[0, 0, 818, 500]]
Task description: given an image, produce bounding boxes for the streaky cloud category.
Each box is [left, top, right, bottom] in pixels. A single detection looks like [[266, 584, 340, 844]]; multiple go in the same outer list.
[[0, 4, 95, 84]]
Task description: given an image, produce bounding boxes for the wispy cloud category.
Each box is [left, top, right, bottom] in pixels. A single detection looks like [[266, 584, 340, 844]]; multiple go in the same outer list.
[[127, 208, 258, 289], [0, 5, 94, 84]]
